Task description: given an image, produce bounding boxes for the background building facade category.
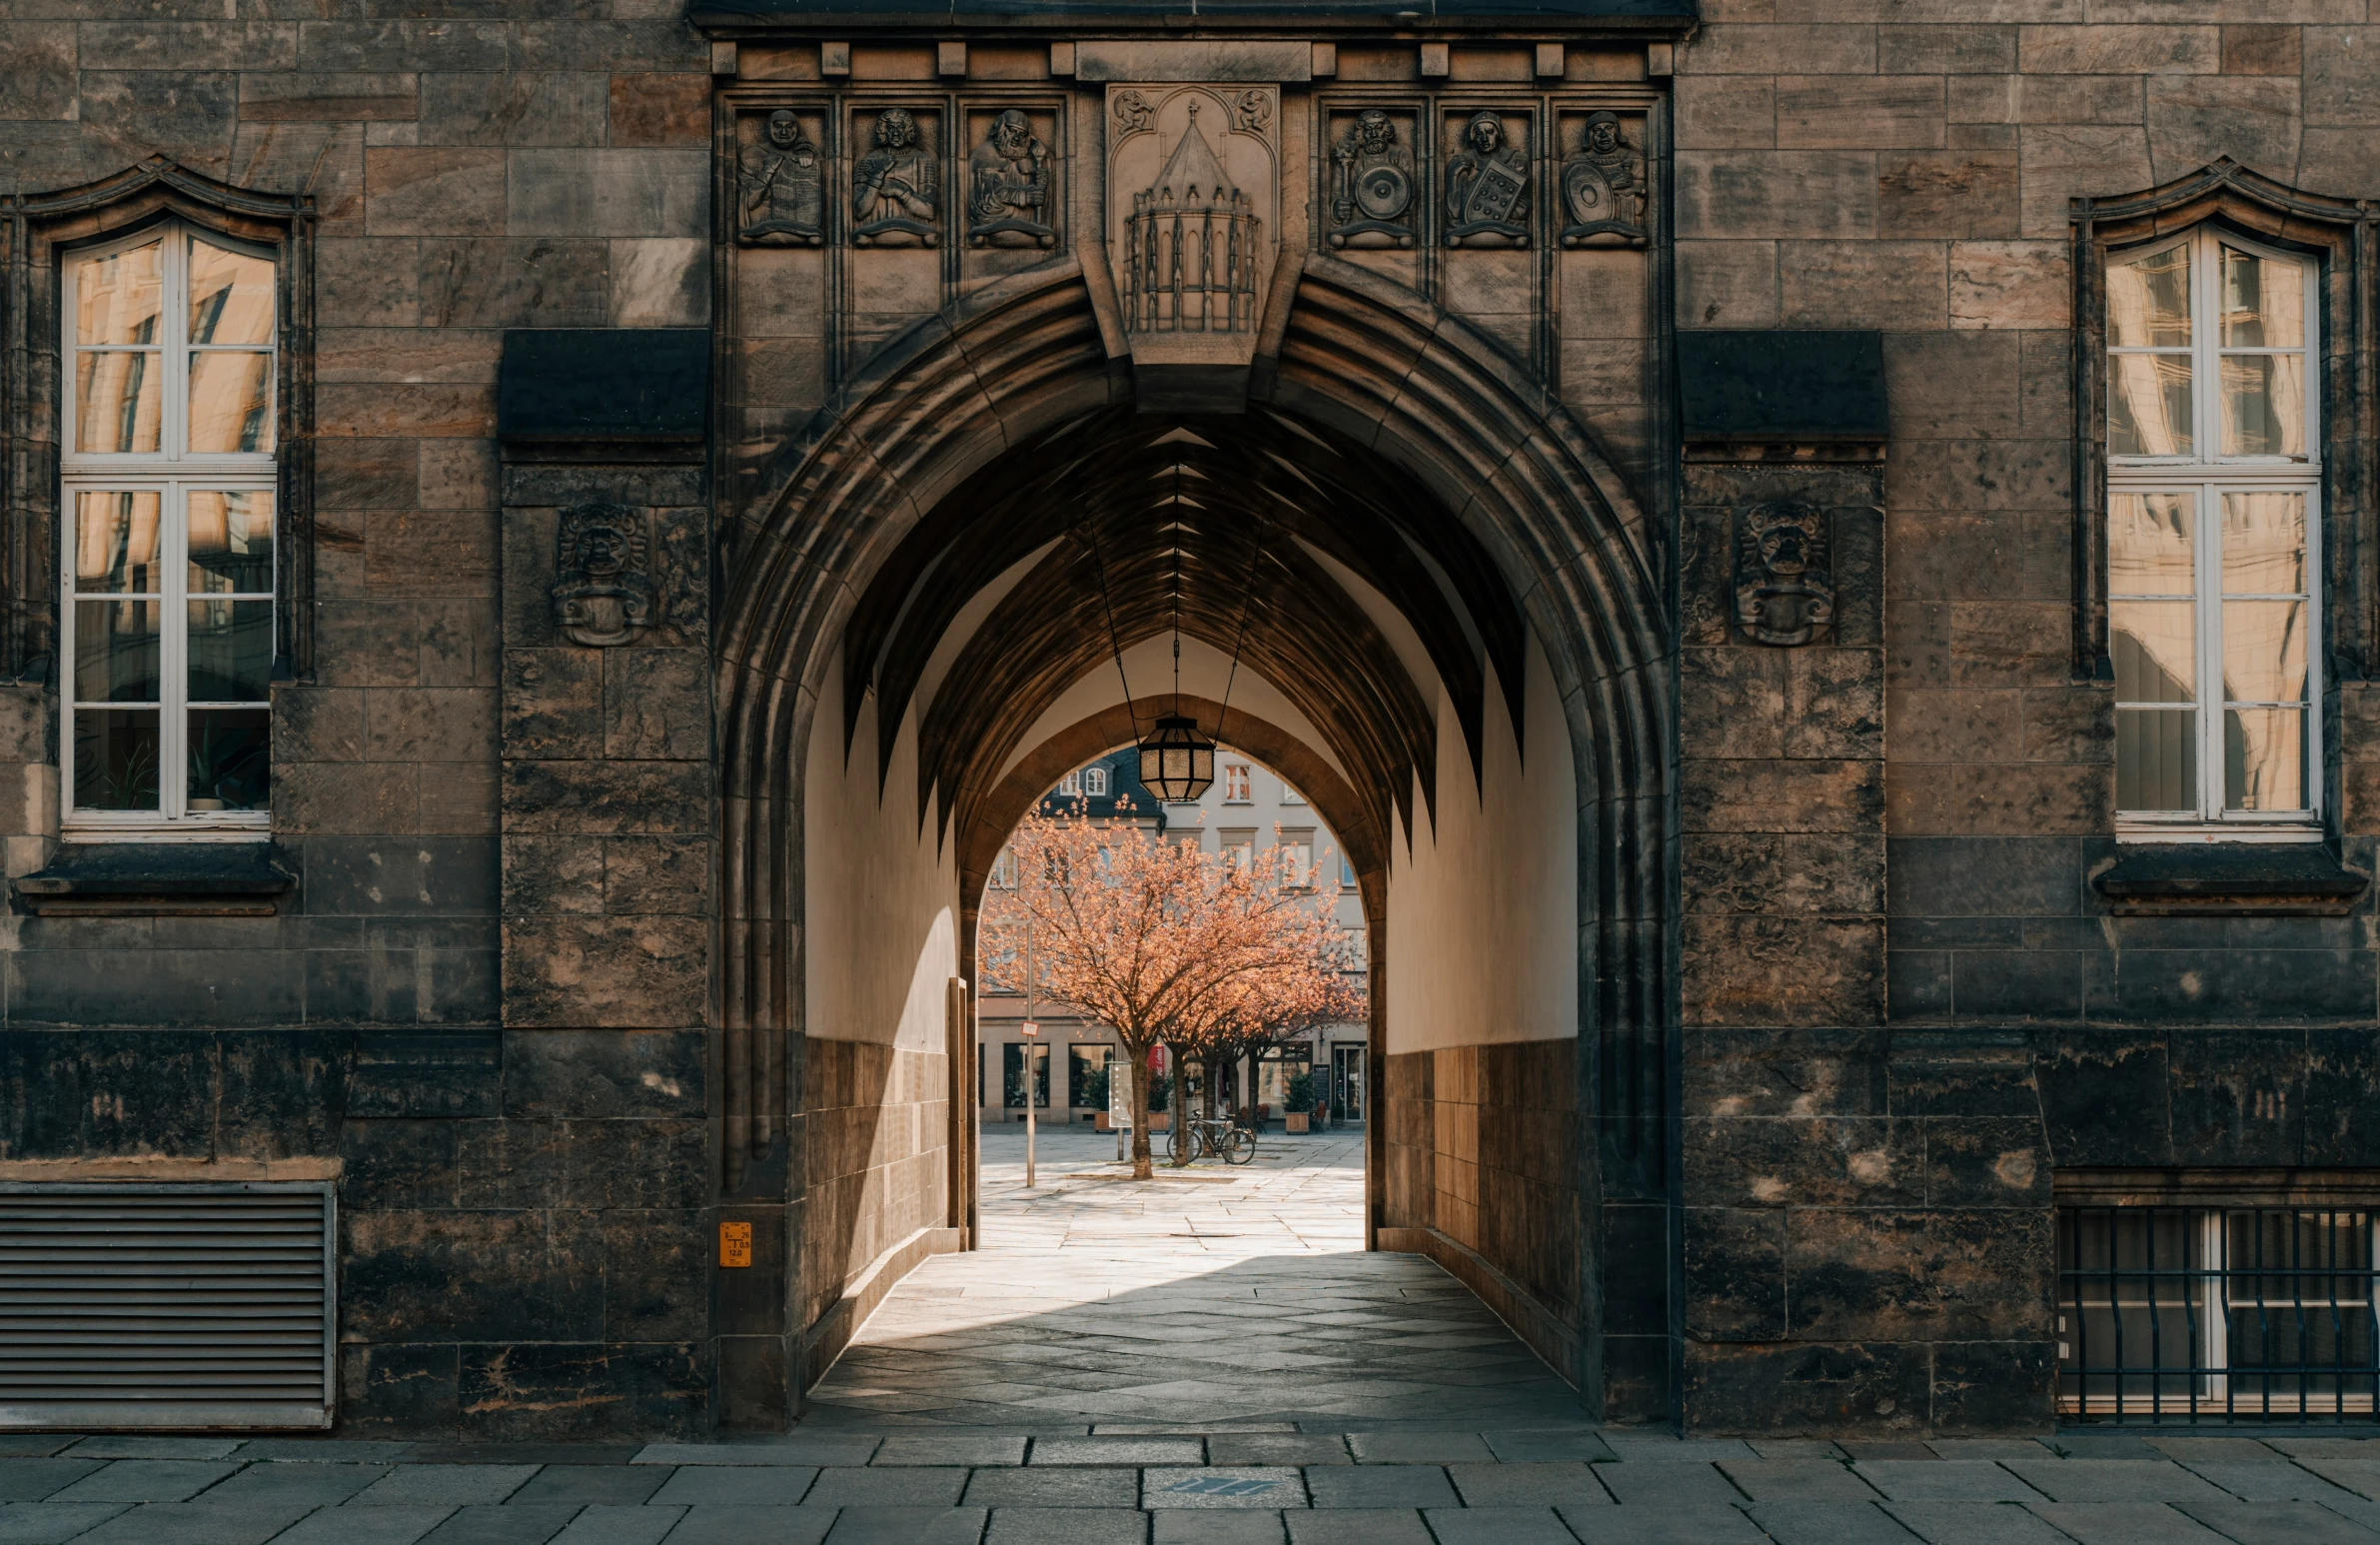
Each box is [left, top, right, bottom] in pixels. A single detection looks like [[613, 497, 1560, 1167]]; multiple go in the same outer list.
[[0, 0, 2375, 1439]]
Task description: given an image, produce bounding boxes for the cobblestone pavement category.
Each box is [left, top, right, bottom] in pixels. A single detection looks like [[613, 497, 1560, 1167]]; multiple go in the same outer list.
[[9, 1130, 2371, 1542]]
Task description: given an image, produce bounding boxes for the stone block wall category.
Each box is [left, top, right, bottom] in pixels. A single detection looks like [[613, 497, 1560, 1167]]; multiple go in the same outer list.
[[1382, 1041, 1581, 1388], [1673, 7, 2380, 1433], [798, 1038, 950, 1384]]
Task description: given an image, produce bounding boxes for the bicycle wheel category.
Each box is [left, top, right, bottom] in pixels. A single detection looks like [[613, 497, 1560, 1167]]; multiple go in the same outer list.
[[1166, 1123, 1188, 1163], [1223, 1127, 1256, 1165]]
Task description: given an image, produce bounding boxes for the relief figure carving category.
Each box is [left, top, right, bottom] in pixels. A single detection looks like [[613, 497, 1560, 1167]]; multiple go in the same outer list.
[[853, 107, 937, 247], [737, 110, 824, 247], [1329, 110, 1415, 250], [1445, 111, 1530, 248], [1734, 500, 1833, 647], [1113, 90, 1156, 135], [968, 109, 1055, 249], [1560, 112, 1648, 249], [1236, 89, 1272, 132], [553, 505, 654, 648]]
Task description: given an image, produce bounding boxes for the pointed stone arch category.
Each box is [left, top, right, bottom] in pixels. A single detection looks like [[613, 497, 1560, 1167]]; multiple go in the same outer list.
[[714, 252, 1680, 1415]]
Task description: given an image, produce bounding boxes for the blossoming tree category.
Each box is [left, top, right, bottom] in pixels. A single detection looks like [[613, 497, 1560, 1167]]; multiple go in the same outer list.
[[980, 800, 1362, 1178]]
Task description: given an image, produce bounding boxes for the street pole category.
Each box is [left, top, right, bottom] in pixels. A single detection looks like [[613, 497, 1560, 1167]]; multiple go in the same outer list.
[[1023, 914, 1036, 1190]]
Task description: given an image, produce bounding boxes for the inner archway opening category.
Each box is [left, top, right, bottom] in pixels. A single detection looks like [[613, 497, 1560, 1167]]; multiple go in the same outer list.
[[793, 400, 1597, 1426]]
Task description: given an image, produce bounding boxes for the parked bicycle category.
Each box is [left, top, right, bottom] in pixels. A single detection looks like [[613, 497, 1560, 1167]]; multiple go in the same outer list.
[[1167, 1115, 1257, 1166]]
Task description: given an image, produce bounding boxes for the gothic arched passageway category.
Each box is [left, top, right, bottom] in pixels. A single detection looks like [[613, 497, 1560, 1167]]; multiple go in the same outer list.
[[708, 261, 1678, 1425]]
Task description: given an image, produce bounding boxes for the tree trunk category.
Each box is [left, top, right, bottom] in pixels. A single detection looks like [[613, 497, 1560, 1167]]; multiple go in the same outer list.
[[1127, 1042, 1153, 1180]]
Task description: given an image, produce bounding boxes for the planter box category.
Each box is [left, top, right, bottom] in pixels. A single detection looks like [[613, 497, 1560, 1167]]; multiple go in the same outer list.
[[1285, 1112, 1309, 1133], [1149, 1113, 1170, 1131], [1095, 1112, 1112, 1131]]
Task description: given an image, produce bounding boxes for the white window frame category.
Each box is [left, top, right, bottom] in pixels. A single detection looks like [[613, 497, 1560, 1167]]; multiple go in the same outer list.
[[1081, 766, 1108, 796], [60, 220, 279, 838], [2107, 224, 2322, 839], [1222, 764, 1251, 803]]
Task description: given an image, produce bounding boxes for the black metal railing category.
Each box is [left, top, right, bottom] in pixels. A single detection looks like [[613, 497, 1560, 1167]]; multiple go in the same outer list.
[[2058, 1205, 2380, 1422]]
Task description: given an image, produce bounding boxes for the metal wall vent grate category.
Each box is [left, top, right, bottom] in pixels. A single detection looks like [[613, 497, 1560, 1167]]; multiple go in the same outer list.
[[0, 1183, 335, 1429]]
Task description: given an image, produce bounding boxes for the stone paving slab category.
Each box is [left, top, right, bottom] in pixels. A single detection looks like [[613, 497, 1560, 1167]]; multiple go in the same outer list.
[[982, 1505, 1149, 1543], [1879, 1500, 2077, 1545], [1151, 1513, 1286, 1543], [1853, 1461, 2044, 1502], [646, 1466, 817, 1505], [1560, 1503, 1771, 1541], [658, 1505, 835, 1545], [964, 1465, 1139, 1508], [273, 1503, 452, 1543], [348, 1464, 539, 1506], [2027, 1501, 2233, 1543], [70, 1501, 314, 1545], [2176, 1496, 2380, 1544], [1143, 1467, 1305, 1508], [1720, 1459, 1882, 1501], [1425, 1503, 1578, 1542], [418, 1503, 584, 1544], [821, 1504, 988, 1543], [1445, 1461, 1612, 1506], [0, 1462, 100, 1502], [1302, 1465, 1456, 1509], [0, 1503, 130, 1545], [1744, 1500, 1924, 1544]]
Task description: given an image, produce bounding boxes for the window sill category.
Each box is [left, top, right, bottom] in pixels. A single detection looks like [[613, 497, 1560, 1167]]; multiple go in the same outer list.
[[13, 841, 297, 917], [2091, 841, 2367, 916], [2114, 822, 2324, 844]]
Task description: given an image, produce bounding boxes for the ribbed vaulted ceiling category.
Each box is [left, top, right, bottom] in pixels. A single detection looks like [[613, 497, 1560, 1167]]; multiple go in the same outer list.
[[839, 403, 1529, 849]]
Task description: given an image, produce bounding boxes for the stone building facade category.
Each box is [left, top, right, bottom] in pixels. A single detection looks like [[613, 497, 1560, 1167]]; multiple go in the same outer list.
[[2, 0, 2378, 1439]]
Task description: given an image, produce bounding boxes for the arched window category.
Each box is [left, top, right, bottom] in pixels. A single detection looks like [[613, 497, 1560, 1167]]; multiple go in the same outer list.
[[2105, 225, 2318, 826], [1081, 766, 1108, 796], [61, 219, 278, 829]]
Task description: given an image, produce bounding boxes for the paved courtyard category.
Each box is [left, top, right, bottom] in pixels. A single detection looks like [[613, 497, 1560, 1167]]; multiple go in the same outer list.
[[806, 1124, 1582, 1427], [2, 1130, 2374, 1542]]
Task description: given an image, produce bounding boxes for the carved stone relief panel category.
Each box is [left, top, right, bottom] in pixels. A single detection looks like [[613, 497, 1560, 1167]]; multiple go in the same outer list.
[[553, 504, 654, 648], [1325, 106, 1420, 250], [735, 108, 828, 248], [1734, 499, 1834, 647], [1106, 84, 1279, 345], [851, 104, 940, 248], [1443, 108, 1531, 249], [963, 104, 1059, 249], [1557, 109, 1649, 249]]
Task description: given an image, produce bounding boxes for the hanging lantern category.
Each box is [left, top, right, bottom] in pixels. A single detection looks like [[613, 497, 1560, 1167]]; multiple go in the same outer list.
[[1136, 715, 1216, 803]]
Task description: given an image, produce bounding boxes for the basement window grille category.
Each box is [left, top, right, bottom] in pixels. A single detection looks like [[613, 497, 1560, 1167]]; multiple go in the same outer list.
[[2057, 1204, 2380, 1422], [0, 1182, 335, 1429]]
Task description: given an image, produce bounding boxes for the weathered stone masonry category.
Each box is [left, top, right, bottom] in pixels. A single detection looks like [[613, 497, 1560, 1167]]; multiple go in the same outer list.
[[4, 0, 2380, 1439]]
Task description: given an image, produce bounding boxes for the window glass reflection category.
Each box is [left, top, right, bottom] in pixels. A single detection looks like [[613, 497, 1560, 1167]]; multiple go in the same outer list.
[[187, 352, 273, 454], [187, 708, 270, 811], [74, 241, 162, 346], [188, 239, 275, 346], [2220, 493, 2307, 596], [75, 492, 162, 594], [2112, 602, 2195, 703], [2221, 247, 2302, 348], [188, 491, 275, 595], [74, 598, 161, 704], [2108, 242, 2191, 347], [2219, 354, 2304, 458], [75, 352, 161, 455], [2110, 492, 2195, 596], [186, 599, 274, 703], [2116, 711, 2197, 812], [2108, 354, 2193, 457], [73, 710, 160, 811], [2225, 708, 2306, 812]]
